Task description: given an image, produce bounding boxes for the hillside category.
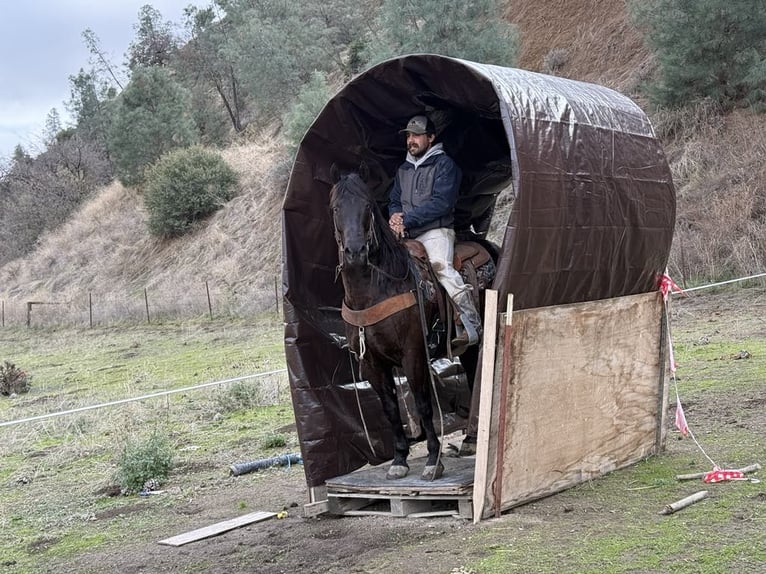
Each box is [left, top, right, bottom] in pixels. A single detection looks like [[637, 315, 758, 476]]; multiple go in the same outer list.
[[1, 0, 764, 318], [0, 137, 289, 319], [506, 0, 652, 93]]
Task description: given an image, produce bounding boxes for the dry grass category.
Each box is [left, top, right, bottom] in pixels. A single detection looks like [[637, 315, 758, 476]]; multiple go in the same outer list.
[[0, 136, 289, 324], [1, 1, 765, 317], [505, 0, 653, 94], [667, 109, 766, 285]]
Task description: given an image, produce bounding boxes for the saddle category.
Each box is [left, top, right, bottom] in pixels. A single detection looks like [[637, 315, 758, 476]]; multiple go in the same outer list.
[[404, 239, 493, 305], [403, 239, 495, 349]]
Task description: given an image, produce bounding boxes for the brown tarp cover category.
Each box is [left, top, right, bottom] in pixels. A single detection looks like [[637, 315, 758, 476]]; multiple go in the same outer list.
[[281, 55, 676, 488]]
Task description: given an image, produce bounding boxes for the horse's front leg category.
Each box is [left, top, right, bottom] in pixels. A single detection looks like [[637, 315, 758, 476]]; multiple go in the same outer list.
[[403, 356, 444, 480], [365, 360, 411, 479]]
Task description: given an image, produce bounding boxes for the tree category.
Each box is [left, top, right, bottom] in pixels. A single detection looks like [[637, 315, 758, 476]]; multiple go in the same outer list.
[[127, 5, 179, 71], [82, 28, 124, 90], [363, 0, 519, 67], [177, 4, 246, 135], [630, 0, 766, 110], [43, 108, 63, 146], [108, 67, 199, 187], [220, 0, 337, 124], [283, 71, 334, 153]]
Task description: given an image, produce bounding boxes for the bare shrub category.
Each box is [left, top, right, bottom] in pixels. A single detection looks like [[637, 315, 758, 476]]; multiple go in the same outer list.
[[542, 48, 568, 74], [667, 110, 766, 285], [0, 361, 31, 395], [652, 98, 724, 142]]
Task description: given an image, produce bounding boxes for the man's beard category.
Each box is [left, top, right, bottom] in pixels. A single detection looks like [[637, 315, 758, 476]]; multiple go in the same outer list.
[[409, 144, 426, 158]]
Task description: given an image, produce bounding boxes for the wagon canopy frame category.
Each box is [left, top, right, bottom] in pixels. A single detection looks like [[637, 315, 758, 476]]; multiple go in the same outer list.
[[281, 54, 676, 488]]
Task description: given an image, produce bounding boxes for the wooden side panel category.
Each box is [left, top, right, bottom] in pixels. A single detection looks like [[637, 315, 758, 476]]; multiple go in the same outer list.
[[481, 291, 666, 518]]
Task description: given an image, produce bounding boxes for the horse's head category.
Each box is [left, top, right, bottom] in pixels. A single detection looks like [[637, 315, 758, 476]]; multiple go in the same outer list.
[[329, 171, 378, 269]]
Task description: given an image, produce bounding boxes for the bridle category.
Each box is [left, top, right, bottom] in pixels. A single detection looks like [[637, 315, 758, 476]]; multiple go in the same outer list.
[[332, 195, 409, 282]]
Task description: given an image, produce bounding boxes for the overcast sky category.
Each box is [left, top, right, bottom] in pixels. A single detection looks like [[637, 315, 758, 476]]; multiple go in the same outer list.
[[0, 0, 196, 163]]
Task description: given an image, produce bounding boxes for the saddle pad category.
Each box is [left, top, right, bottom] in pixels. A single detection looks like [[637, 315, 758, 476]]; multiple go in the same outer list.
[[404, 239, 491, 271]]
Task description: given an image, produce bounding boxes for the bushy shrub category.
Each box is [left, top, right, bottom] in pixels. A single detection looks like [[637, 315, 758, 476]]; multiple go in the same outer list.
[[283, 71, 333, 154], [0, 361, 31, 396], [144, 146, 238, 237], [260, 433, 287, 449], [116, 430, 174, 493], [214, 380, 264, 413]]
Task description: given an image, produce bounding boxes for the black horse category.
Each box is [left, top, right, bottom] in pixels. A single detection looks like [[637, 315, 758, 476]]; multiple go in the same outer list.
[[330, 169, 444, 480], [330, 168, 493, 479]]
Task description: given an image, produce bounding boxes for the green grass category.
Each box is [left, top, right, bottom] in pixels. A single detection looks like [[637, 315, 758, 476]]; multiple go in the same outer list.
[[0, 314, 292, 569], [460, 291, 766, 573], [2, 289, 765, 573]]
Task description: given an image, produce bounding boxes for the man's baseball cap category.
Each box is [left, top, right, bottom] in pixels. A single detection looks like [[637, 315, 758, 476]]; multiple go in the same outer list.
[[399, 115, 434, 135]]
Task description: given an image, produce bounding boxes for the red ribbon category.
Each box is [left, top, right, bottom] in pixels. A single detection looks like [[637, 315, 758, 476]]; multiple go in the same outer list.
[[658, 273, 684, 301], [703, 468, 745, 483]]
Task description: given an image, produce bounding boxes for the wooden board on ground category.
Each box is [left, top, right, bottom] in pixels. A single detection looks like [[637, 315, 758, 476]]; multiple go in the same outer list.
[[325, 456, 474, 518], [158, 511, 277, 546], [478, 291, 667, 519]]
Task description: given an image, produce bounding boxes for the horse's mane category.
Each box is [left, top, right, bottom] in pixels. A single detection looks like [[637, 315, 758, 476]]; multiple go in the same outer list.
[[330, 173, 411, 280]]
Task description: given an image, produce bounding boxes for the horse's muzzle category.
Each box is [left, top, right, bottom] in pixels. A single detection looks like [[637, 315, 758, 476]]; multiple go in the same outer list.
[[343, 244, 369, 266]]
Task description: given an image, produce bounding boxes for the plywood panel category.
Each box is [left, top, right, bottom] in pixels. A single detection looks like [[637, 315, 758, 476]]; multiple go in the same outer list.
[[481, 291, 666, 518]]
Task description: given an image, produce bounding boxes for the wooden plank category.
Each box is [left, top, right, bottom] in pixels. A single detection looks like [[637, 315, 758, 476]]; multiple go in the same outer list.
[[457, 498, 473, 520], [325, 456, 474, 496], [494, 294, 514, 517], [303, 500, 329, 517], [481, 292, 665, 518], [158, 511, 277, 546], [327, 496, 374, 514], [391, 498, 432, 517], [656, 304, 670, 451], [328, 492, 472, 518], [472, 289, 499, 524]]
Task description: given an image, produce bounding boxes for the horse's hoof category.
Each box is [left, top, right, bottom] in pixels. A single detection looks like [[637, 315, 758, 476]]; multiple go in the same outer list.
[[386, 464, 409, 479], [458, 440, 477, 457], [421, 462, 444, 481]]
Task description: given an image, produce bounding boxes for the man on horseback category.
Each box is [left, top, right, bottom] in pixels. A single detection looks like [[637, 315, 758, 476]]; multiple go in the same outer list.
[[388, 114, 483, 353]]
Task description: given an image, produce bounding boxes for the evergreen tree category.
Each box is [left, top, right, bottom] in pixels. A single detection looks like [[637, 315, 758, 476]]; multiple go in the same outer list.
[[127, 5, 179, 71], [177, 4, 245, 135], [220, 0, 337, 124], [283, 71, 334, 153], [43, 108, 63, 146], [108, 67, 199, 187], [630, 0, 766, 110], [363, 0, 519, 67]]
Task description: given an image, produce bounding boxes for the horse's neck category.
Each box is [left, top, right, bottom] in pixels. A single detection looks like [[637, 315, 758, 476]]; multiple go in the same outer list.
[[341, 264, 407, 309]]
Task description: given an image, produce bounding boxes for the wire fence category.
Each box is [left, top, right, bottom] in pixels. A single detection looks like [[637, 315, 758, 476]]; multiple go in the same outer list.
[[0, 278, 283, 328]]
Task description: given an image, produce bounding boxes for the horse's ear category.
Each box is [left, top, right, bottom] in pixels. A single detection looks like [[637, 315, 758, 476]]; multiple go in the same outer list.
[[331, 163, 341, 183], [359, 161, 370, 183]]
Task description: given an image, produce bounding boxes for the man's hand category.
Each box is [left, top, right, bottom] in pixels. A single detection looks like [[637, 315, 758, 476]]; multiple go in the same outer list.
[[389, 212, 406, 238]]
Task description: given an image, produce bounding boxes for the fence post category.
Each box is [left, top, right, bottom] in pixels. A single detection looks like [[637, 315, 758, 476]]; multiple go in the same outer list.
[[26, 302, 32, 328], [274, 275, 279, 315], [205, 281, 213, 320], [144, 288, 151, 324], [1, 300, 4, 327], [89, 292, 93, 328]]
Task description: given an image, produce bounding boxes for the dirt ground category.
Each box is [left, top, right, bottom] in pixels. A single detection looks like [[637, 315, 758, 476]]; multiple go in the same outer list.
[[34, 288, 766, 574]]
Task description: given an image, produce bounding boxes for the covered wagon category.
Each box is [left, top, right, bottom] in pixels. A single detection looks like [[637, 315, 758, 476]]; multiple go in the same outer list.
[[281, 54, 675, 518]]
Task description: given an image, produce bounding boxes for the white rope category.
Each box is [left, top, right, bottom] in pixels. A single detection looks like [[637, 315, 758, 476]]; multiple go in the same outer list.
[[679, 271, 766, 293], [0, 368, 287, 428], [659, 271, 766, 468], [663, 301, 719, 468]]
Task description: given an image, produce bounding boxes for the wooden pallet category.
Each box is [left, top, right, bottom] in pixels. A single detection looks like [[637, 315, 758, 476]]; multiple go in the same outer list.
[[324, 456, 474, 519]]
